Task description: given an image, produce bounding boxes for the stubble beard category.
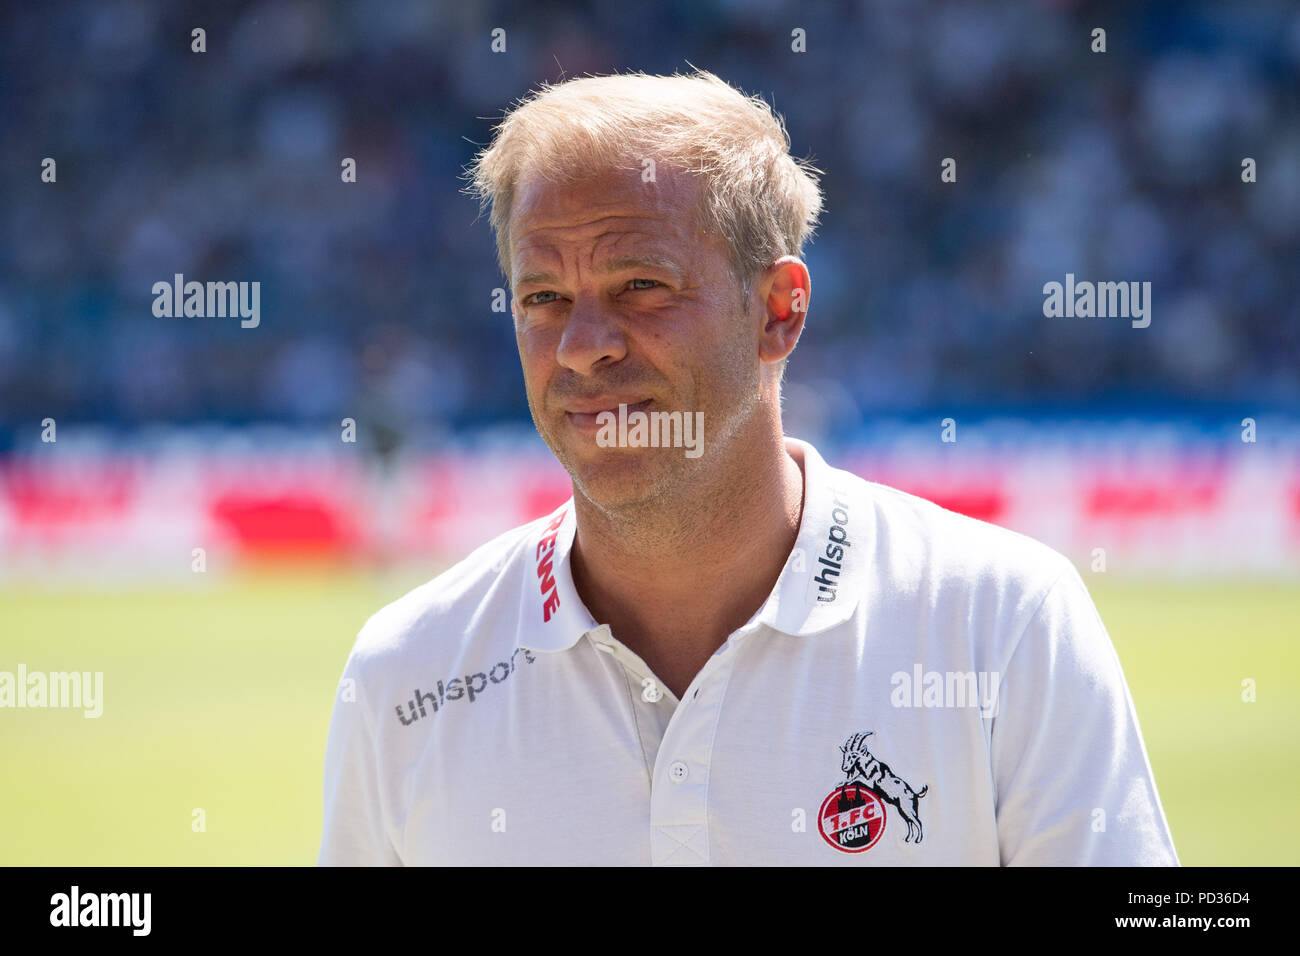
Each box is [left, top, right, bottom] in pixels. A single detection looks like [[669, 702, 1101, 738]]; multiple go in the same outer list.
[[536, 345, 764, 553]]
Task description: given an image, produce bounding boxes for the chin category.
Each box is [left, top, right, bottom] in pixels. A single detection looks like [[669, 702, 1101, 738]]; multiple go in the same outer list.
[[563, 444, 681, 512]]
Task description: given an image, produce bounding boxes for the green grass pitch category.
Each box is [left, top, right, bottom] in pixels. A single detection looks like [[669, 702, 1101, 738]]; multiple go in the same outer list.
[[1, 568, 1296, 865]]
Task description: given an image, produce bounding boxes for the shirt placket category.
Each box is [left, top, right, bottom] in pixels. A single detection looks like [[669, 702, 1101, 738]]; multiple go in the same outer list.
[[589, 631, 677, 780], [589, 628, 748, 865], [649, 635, 746, 865]]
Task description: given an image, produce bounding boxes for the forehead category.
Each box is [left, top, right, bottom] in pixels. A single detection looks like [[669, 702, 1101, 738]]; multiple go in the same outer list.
[[507, 164, 712, 268]]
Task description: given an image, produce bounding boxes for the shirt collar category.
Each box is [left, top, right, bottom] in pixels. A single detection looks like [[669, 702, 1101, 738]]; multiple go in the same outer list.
[[738, 436, 865, 638], [515, 437, 866, 653], [514, 501, 597, 652]]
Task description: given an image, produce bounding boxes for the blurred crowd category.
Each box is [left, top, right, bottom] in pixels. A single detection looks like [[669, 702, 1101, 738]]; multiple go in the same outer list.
[[1, 0, 1297, 444]]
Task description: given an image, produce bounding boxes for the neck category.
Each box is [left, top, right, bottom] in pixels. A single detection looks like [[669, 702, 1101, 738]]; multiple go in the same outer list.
[[569, 421, 805, 657]]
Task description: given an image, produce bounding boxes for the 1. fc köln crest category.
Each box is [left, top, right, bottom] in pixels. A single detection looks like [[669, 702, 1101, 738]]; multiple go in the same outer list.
[[818, 731, 929, 853]]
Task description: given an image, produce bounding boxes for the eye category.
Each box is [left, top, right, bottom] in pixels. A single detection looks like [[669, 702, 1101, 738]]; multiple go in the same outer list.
[[523, 290, 560, 306], [627, 278, 662, 291]]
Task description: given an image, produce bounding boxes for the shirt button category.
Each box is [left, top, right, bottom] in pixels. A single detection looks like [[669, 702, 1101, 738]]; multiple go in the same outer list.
[[668, 760, 689, 783]]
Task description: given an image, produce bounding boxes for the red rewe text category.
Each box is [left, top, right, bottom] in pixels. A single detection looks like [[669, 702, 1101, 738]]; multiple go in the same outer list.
[[535, 510, 566, 622]]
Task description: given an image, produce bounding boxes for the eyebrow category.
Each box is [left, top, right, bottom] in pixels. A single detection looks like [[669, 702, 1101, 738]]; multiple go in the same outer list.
[[514, 254, 686, 289]]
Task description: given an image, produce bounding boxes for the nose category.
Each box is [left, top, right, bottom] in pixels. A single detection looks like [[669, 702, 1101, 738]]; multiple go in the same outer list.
[[554, 296, 627, 374]]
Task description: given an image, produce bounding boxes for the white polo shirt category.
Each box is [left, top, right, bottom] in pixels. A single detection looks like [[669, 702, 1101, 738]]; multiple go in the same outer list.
[[317, 437, 1179, 866]]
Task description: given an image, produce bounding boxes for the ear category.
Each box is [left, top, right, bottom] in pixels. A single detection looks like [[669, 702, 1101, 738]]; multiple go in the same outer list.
[[756, 256, 810, 365]]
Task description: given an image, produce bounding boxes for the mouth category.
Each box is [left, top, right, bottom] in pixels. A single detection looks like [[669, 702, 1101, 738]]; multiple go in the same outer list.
[[564, 398, 652, 431]]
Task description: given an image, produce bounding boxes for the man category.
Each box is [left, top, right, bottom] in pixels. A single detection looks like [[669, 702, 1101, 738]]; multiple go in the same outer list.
[[317, 70, 1179, 865]]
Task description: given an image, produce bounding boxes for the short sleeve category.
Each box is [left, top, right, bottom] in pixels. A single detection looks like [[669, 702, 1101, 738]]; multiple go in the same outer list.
[[317, 651, 403, 866], [990, 563, 1180, 866]]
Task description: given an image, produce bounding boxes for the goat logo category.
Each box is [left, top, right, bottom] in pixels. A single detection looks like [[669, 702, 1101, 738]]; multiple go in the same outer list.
[[817, 731, 929, 853]]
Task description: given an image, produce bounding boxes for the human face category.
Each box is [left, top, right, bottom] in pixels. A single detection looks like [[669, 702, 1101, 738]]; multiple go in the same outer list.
[[508, 163, 761, 511]]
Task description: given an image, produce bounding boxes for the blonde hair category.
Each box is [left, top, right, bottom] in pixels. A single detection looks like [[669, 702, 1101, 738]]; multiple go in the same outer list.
[[464, 68, 824, 307]]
